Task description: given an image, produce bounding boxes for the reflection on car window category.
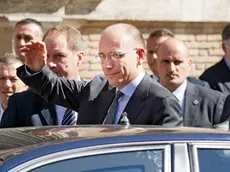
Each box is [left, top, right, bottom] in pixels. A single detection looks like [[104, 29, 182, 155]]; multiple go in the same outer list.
[[198, 148, 230, 172], [31, 149, 164, 172], [83, 165, 144, 172]]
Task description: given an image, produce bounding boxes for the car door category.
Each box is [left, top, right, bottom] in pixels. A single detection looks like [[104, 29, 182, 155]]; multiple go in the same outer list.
[[6, 142, 172, 172], [189, 141, 230, 172]]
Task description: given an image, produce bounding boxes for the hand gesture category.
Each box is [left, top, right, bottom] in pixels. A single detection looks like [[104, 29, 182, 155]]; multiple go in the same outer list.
[[20, 41, 47, 72]]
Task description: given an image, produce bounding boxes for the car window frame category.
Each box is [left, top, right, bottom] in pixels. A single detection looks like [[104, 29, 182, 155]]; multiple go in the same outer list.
[[8, 142, 171, 172], [189, 141, 230, 172]]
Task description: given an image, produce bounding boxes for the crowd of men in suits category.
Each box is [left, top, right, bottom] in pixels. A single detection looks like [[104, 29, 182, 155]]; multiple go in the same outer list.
[[0, 18, 230, 128]]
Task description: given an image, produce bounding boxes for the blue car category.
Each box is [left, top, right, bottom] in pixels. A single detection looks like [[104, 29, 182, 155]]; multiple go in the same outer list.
[[0, 126, 230, 172]]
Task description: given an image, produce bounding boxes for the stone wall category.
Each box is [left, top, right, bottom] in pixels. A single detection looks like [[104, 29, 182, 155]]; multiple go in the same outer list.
[[0, 0, 227, 79]]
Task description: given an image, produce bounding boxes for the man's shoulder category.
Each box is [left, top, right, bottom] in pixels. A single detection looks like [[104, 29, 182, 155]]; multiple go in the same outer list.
[[10, 89, 40, 101], [143, 75, 174, 99], [200, 58, 225, 79], [187, 76, 209, 87], [86, 74, 108, 88], [187, 82, 226, 101]]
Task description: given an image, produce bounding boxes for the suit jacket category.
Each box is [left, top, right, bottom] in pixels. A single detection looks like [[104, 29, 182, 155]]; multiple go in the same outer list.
[[17, 65, 183, 126], [219, 95, 230, 123], [200, 57, 230, 95], [187, 76, 210, 88], [0, 89, 58, 128], [183, 81, 227, 127]]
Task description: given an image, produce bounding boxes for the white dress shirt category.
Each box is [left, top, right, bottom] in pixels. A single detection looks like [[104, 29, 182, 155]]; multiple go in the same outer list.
[[172, 79, 187, 113], [56, 75, 80, 125], [114, 72, 145, 124], [0, 102, 4, 123]]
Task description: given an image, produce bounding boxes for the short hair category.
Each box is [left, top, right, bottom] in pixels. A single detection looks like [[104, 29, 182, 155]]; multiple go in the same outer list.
[[43, 25, 84, 51], [15, 18, 43, 34], [148, 28, 175, 38], [222, 23, 230, 41], [0, 53, 23, 65]]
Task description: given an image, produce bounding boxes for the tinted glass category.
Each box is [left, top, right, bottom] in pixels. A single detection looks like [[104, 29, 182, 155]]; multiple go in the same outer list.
[[198, 148, 230, 172], [31, 149, 164, 172]]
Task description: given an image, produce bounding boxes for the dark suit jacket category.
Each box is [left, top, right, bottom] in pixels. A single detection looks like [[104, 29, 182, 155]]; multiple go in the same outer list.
[[0, 89, 58, 128], [183, 81, 227, 127], [17, 65, 183, 126], [200, 57, 230, 95]]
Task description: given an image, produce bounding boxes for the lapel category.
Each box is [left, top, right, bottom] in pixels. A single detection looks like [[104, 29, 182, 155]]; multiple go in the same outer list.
[[123, 73, 150, 123], [183, 82, 201, 126], [87, 75, 116, 123], [34, 93, 58, 125]]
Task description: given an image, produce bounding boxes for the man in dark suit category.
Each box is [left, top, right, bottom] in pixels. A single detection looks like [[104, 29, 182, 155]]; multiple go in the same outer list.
[[200, 24, 230, 95], [157, 37, 227, 127], [0, 53, 28, 123], [16, 23, 182, 126], [147, 28, 210, 88], [1, 25, 84, 127]]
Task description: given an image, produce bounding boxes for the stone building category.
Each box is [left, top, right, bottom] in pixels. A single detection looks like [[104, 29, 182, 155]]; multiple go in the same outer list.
[[0, 0, 228, 79]]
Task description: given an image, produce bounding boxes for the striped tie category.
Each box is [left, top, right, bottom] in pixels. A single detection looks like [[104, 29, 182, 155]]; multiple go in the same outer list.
[[61, 109, 77, 125], [104, 90, 123, 124]]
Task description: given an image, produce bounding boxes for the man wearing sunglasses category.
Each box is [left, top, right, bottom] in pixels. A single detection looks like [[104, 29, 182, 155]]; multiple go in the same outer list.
[[17, 23, 182, 126]]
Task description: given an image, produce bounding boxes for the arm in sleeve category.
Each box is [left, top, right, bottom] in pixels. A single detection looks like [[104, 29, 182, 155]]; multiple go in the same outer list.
[[17, 65, 87, 111]]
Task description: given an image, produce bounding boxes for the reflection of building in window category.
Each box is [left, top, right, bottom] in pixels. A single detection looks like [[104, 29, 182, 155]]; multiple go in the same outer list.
[[136, 150, 163, 172]]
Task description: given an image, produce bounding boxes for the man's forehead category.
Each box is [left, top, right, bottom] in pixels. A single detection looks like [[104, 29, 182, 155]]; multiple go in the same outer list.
[[159, 51, 187, 61], [44, 34, 68, 50], [99, 33, 136, 52], [148, 36, 169, 45], [0, 63, 19, 74], [15, 24, 41, 34]]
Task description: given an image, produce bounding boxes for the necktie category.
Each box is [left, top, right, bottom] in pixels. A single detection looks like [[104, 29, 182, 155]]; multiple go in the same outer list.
[[104, 90, 123, 124], [61, 109, 77, 125]]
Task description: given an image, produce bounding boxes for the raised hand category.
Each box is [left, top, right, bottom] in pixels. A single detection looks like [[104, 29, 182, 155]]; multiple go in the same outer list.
[[20, 41, 47, 72]]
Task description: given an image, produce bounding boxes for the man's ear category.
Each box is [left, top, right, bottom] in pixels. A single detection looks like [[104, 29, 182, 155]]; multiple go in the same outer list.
[[24, 84, 29, 91], [76, 51, 84, 66], [222, 43, 227, 54], [136, 48, 145, 65], [188, 58, 193, 71]]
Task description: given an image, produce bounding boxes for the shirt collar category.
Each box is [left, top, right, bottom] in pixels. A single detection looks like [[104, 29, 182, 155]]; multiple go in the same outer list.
[[224, 56, 230, 70], [0, 102, 4, 121], [172, 79, 187, 103], [120, 72, 145, 97], [151, 74, 159, 81]]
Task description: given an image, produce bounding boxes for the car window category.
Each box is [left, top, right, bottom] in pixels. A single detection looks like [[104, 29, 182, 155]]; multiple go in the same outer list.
[[198, 148, 230, 172], [30, 149, 164, 172]]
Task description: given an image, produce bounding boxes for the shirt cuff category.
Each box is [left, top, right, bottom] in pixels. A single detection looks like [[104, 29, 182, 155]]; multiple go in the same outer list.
[[24, 65, 42, 76]]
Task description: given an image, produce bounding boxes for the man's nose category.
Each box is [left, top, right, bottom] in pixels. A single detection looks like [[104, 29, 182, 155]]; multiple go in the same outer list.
[[47, 58, 57, 69], [19, 39, 26, 46], [4, 79, 13, 88], [169, 62, 176, 72], [153, 53, 158, 60], [103, 58, 113, 69]]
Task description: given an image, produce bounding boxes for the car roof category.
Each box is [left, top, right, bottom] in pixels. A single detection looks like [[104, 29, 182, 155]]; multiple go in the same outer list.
[[0, 126, 230, 164]]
